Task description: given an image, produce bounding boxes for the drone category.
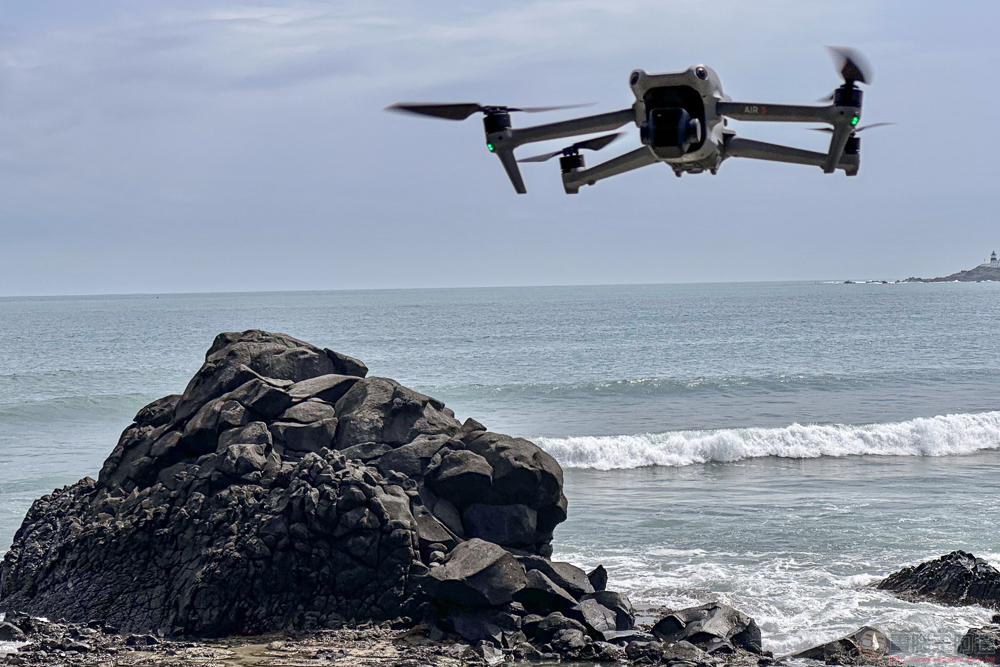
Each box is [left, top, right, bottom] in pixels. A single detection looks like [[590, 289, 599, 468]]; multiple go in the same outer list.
[[387, 47, 890, 195]]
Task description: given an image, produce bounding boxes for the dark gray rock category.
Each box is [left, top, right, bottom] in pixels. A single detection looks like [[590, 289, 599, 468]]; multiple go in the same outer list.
[[463, 432, 563, 510], [652, 602, 762, 654], [375, 434, 451, 480], [279, 400, 337, 424], [518, 556, 595, 600], [514, 570, 578, 614], [134, 395, 181, 428], [879, 551, 1000, 608], [588, 564, 608, 592], [602, 629, 656, 644], [269, 418, 338, 454], [229, 378, 292, 419], [567, 597, 618, 639], [334, 378, 460, 449], [339, 442, 393, 461], [175, 330, 339, 421], [446, 607, 521, 645], [287, 374, 359, 404], [582, 590, 635, 630], [423, 538, 527, 607], [0, 621, 26, 641], [793, 626, 898, 661], [534, 612, 588, 645], [427, 450, 493, 507], [462, 503, 538, 547], [958, 622, 1000, 663], [324, 348, 368, 378]]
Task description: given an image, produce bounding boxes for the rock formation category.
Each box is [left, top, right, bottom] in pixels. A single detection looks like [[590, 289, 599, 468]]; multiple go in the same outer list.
[[0, 329, 777, 665], [792, 626, 899, 662], [0, 330, 568, 637], [878, 551, 1000, 609], [958, 615, 1000, 663]]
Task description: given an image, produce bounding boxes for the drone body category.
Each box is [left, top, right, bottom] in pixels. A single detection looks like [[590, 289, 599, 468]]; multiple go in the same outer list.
[[388, 48, 885, 194]]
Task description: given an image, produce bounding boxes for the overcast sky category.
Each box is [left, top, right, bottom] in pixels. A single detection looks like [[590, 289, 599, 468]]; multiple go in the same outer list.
[[0, 1, 997, 295]]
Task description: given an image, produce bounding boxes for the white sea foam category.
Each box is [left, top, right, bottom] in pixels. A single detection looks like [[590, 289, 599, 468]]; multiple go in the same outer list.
[[536, 411, 1000, 469]]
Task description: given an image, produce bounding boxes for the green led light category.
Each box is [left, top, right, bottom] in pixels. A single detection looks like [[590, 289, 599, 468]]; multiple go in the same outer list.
[[851, 115, 860, 126], [487, 143, 495, 152]]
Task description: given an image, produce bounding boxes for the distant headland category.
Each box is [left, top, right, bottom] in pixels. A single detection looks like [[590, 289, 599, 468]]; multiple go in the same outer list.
[[903, 250, 1000, 283]]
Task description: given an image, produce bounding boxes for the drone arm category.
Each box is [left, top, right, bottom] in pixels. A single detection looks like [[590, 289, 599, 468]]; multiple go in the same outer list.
[[716, 101, 857, 125], [723, 136, 858, 174], [495, 148, 527, 194], [509, 108, 635, 147], [561, 146, 658, 194]]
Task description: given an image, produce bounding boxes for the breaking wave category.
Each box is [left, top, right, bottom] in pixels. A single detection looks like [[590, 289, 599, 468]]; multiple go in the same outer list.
[[536, 411, 1000, 469]]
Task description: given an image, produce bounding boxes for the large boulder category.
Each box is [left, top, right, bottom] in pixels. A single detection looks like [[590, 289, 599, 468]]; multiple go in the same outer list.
[[878, 551, 1000, 608], [0, 330, 571, 637], [652, 602, 762, 654], [422, 538, 527, 607]]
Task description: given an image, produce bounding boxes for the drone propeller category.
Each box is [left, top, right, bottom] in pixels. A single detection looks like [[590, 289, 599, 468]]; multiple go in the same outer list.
[[817, 46, 874, 102], [828, 46, 873, 86], [810, 122, 895, 134], [385, 102, 594, 121], [517, 132, 623, 163]]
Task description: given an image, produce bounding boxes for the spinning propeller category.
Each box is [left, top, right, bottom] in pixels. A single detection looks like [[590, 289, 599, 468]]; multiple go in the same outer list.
[[518, 132, 623, 163], [818, 46, 874, 103], [385, 102, 593, 121], [810, 122, 895, 134]]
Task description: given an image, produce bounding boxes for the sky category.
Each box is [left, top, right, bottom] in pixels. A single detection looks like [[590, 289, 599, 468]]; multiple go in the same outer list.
[[0, 0, 998, 295]]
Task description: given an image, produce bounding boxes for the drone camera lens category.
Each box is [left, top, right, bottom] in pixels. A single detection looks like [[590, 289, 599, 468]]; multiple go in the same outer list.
[[630, 71, 641, 86], [695, 66, 708, 80]]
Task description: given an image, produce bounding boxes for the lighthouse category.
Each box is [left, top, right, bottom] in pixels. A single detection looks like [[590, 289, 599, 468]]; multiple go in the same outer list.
[[992, 251, 999, 268]]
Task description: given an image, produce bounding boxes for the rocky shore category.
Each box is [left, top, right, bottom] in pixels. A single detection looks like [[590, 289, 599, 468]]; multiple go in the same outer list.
[[1, 330, 997, 665]]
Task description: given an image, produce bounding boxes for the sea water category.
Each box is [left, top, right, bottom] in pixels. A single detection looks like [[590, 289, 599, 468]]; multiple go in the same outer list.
[[1, 282, 998, 656]]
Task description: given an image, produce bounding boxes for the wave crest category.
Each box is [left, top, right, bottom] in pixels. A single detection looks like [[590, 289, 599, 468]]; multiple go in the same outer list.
[[536, 411, 1000, 469]]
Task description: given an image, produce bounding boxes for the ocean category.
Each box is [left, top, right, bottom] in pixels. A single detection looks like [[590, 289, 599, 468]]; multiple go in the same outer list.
[[1, 282, 999, 656]]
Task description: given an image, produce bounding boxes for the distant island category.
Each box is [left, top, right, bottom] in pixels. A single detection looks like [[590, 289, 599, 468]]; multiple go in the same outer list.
[[903, 250, 1000, 283]]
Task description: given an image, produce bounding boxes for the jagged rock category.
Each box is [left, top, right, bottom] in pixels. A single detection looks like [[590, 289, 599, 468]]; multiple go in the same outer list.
[[533, 612, 588, 645], [793, 626, 898, 661], [652, 602, 762, 654], [423, 538, 527, 607], [287, 374, 360, 403], [174, 330, 339, 421], [334, 378, 461, 449], [515, 570, 578, 614], [519, 556, 595, 599], [1, 330, 574, 638], [279, 400, 337, 424], [582, 590, 635, 630], [660, 640, 714, 664], [445, 606, 521, 645], [588, 564, 608, 592], [324, 348, 368, 378], [567, 598, 618, 639], [878, 551, 1000, 608], [603, 629, 656, 644]]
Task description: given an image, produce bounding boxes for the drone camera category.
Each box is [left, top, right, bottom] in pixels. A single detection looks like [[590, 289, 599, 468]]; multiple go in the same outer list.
[[643, 107, 703, 155], [695, 66, 709, 80]]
